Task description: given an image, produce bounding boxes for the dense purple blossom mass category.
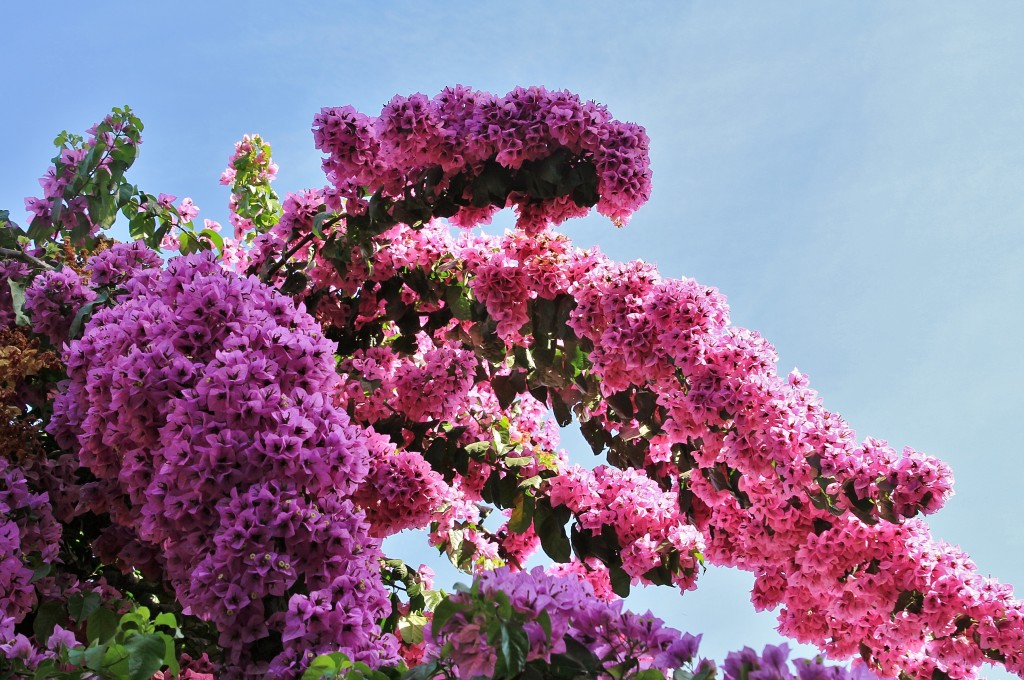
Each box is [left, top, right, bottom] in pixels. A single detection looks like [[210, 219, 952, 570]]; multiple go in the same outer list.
[[48, 249, 397, 677]]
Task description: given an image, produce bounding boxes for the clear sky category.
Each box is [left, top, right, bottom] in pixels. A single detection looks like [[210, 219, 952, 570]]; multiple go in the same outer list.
[[3, 2, 1023, 676]]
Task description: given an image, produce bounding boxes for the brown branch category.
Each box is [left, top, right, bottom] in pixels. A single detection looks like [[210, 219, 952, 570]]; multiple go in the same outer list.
[[0, 247, 55, 271]]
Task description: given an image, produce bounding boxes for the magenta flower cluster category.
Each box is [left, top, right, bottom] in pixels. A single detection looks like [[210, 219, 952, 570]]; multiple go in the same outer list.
[[0, 458, 61, 642], [312, 85, 651, 232], [48, 250, 397, 677], [87, 239, 163, 287], [442, 225, 1020, 678], [352, 451, 451, 538], [549, 465, 704, 590], [722, 644, 878, 680], [24, 268, 96, 346]]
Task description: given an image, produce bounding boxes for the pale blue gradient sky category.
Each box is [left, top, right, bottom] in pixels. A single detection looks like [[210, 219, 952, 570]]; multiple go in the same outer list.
[[3, 2, 1023, 676]]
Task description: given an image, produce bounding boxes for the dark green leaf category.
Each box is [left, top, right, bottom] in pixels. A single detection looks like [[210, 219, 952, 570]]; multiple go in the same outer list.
[[86, 607, 118, 644], [609, 565, 631, 598], [535, 500, 572, 563], [68, 591, 102, 622], [494, 625, 529, 679], [471, 161, 513, 208], [551, 636, 603, 677], [32, 600, 65, 646], [508, 493, 535, 534], [403, 661, 441, 680], [86, 194, 117, 229], [281, 270, 310, 296], [549, 390, 573, 427], [69, 290, 108, 339], [27, 213, 56, 243], [444, 284, 474, 321], [492, 372, 526, 410]]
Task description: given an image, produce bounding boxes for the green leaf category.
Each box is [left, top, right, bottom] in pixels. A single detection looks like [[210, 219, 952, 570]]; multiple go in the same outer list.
[[32, 660, 61, 680], [153, 612, 178, 631], [311, 210, 334, 240], [464, 441, 492, 457], [8, 279, 29, 327], [125, 633, 168, 680], [199, 227, 224, 253], [162, 632, 180, 677], [690, 665, 716, 680], [609, 565, 632, 598], [33, 600, 64, 646], [86, 607, 118, 645], [508, 493, 535, 534], [83, 643, 108, 671], [68, 591, 102, 622], [0, 213, 24, 249], [430, 596, 465, 636], [536, 610, 552, 643], [29, 560, 52, 583], [68, 290, 108, 339], [302, 653, 340, 680], [635, 670, 666, 680], [444, 284, 474, 321], [398, 613, 429, 644]]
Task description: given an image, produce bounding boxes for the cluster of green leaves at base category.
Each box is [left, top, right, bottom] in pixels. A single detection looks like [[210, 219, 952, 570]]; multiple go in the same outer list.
[[21, 595, 181, 680]]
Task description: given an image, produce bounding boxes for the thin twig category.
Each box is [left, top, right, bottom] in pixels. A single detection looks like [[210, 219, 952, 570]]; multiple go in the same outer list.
[[261, 232, 315, 282], [260, 213, 346, 282]]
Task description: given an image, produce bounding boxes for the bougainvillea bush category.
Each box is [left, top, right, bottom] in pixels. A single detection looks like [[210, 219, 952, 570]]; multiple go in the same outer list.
[[0, 88, 1021, 680]]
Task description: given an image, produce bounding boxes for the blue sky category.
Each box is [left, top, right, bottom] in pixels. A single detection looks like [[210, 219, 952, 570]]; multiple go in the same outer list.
[[3, 2, 1023, 675]]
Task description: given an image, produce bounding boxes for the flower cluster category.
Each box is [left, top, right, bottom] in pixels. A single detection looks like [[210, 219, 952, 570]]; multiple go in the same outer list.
[[313, 86, 652, 232], [48, 250, 397, 677], [86, 239, 163, 287], [446, 226, 1021, 677], [0, 457, 61, 640], [339, 342, 477, 425], [353, 451, 452, 538], [428, 566, 703, 678], [548, 465, 705, 589], [23, 268, 95, 346], [23, 108, 144, 246], [221, 133, 280, 239], [723, 644, 878, 680]]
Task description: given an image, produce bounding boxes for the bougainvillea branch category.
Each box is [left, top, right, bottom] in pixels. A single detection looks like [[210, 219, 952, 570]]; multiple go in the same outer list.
[[1, 86, 1020, 680]]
